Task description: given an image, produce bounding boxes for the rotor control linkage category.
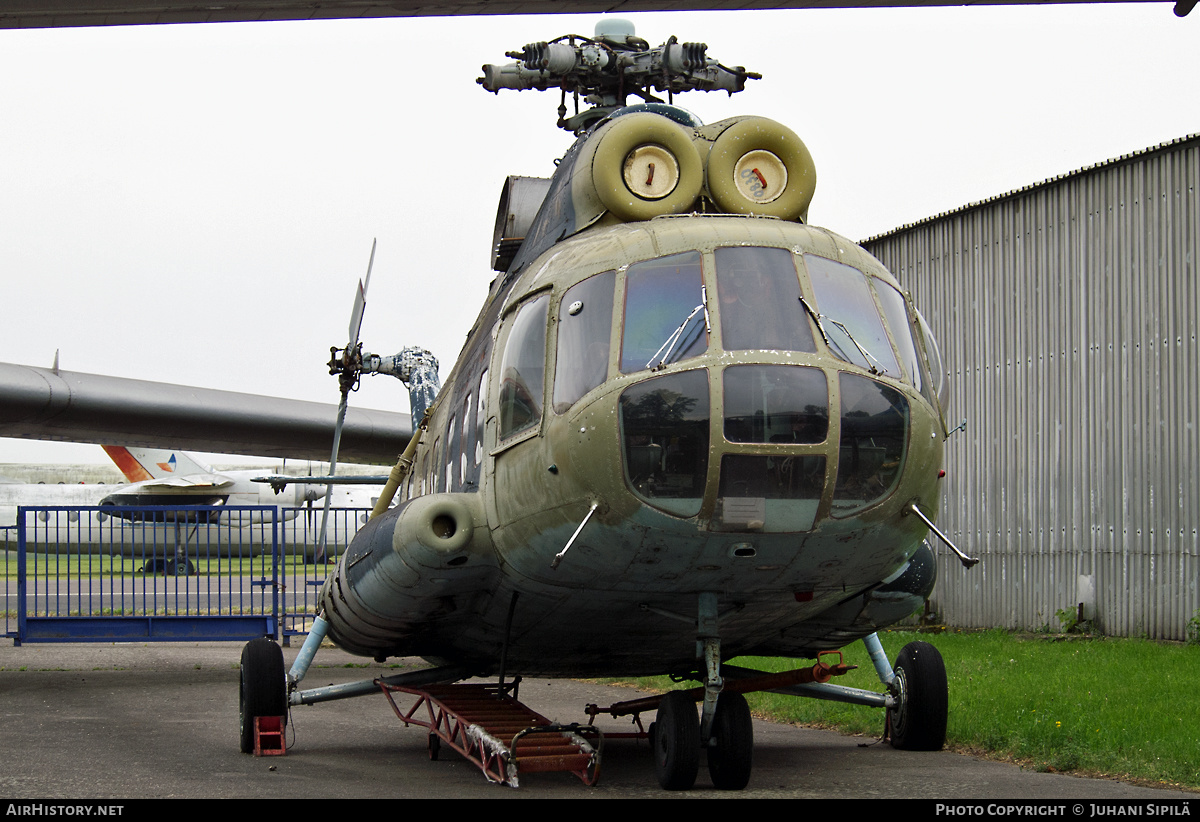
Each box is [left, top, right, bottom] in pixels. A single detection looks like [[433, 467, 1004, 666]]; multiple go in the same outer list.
[[327, 343, 364, 395]]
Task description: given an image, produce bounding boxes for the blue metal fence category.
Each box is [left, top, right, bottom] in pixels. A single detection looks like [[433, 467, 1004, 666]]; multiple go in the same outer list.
[[2, 504, 369, 645]]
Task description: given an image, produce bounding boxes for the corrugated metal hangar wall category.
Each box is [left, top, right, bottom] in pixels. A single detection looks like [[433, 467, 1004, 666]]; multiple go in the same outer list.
[[863, 135, 1199, 639]]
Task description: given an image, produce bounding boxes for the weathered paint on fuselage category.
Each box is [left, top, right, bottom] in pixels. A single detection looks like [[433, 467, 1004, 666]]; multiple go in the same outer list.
[[318, 212, 947, 677]]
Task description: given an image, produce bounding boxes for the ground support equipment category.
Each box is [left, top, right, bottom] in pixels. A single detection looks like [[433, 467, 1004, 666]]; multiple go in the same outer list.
[[378, 680, 602, 788], [252, 716, 286, 756], [586, 650, 858, 723]]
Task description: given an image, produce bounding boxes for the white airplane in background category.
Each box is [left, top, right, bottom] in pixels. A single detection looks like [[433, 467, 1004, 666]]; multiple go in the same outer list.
[[0, 478, 111, 528], [3, 446, 384, 572], [1, 445, 384, 528], [98, 445, 324, 520]]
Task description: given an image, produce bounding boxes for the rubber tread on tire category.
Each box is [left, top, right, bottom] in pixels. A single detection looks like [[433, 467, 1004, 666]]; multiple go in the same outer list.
[[706, 691, 753, 790], [654, 690, 701, 790], [239, 637, 287, 754], [888, 640, 947, 751]]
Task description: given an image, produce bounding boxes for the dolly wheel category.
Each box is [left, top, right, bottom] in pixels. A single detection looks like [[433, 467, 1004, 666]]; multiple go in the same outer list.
[[239, 637, 287, 754], [707, 691, 753, 790], [887, 640, 948, 751], [654, 690, 700, 790]]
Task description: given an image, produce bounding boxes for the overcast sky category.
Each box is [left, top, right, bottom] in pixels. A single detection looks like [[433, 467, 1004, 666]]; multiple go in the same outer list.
[[1, 3, 1196, 466]]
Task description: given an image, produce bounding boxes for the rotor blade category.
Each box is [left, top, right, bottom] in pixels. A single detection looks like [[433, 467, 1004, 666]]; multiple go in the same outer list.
[[347, 238, 376, 351], [320, 238, 377, 562], [253, 474, 388, 487], [316, 387, 351, 562]]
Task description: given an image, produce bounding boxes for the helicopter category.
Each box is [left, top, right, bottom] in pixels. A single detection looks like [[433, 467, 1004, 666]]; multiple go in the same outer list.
[[0, 17, 975, 791], [227, 19, 978, 791]]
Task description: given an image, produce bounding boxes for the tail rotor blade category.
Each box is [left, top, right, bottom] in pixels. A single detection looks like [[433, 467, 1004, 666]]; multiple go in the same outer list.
[[317, 239, 375, 563], [315, 393, 349, 562], [348, 238, 376, 352]]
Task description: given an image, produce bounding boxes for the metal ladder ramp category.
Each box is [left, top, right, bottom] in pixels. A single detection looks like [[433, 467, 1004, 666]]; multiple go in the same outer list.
[[378, 681, 601, 787]]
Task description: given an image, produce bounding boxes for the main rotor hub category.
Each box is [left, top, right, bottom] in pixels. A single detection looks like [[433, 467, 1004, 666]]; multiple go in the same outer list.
[[478, 20, 759, 133]]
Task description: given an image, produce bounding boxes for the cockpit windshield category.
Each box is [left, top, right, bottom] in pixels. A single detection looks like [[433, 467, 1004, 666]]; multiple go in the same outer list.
[[545, 243, 927, 527], [803, 254, 901, 378], [620, 251, 708, 373], [715, 246, 816, 353]]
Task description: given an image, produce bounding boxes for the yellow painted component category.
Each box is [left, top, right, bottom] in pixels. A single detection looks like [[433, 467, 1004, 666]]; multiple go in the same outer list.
[[588, 112, 703, 222], [700, 116, 817, 222]]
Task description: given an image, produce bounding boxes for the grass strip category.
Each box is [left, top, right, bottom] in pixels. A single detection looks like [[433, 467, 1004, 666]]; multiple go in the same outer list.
[[614, 628, 1200, 791]]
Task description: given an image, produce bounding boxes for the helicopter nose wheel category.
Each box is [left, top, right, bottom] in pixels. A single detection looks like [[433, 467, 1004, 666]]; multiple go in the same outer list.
[[652, 690, 700, 790], [706, 691, 754, 790]]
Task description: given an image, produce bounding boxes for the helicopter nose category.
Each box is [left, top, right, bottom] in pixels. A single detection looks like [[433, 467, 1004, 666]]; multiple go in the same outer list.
[[600, 361, 912, 533]]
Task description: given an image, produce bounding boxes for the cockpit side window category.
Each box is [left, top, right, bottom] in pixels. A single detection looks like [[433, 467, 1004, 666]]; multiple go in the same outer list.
[[554, 270, 615, 413], [715, 247, 816, 353], [804, 254, 902, 379], [874, 282, 925, 394], [915, 310, 949, 413], [498, 293, 550, 440], [620, 251, 707, 373]]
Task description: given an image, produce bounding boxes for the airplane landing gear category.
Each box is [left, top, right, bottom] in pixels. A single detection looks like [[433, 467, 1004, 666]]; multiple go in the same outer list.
[[239, 637, 287, 754], [886, 640, 947, 751]]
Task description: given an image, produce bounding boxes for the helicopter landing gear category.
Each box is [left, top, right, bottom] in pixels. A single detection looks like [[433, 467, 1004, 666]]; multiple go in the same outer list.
[[239, 637, 287, 754], [652, 690, 700, 790], [886, 640, 948, 751], [652, 592, 755, 791], [707, 691, 753, 790]]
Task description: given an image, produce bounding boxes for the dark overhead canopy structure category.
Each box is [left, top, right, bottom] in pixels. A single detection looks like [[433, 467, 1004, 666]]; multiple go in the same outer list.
[[0, 0, 1190, 30]]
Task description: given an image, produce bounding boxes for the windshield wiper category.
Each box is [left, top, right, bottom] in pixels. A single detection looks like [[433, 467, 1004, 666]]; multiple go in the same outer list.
[[647, 287, 709, 370], [799, 295, 882, 375]]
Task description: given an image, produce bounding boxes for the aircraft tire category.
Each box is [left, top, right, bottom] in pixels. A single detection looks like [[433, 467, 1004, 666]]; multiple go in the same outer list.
[[653, 690, 700, 790], [239, 637, 287, 754], [887, 640, 948, 751], [704, 117, 816, 221], [165, 559, 196, 577], [591, 113, 703, 222], [706, 691, 753, 790]]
